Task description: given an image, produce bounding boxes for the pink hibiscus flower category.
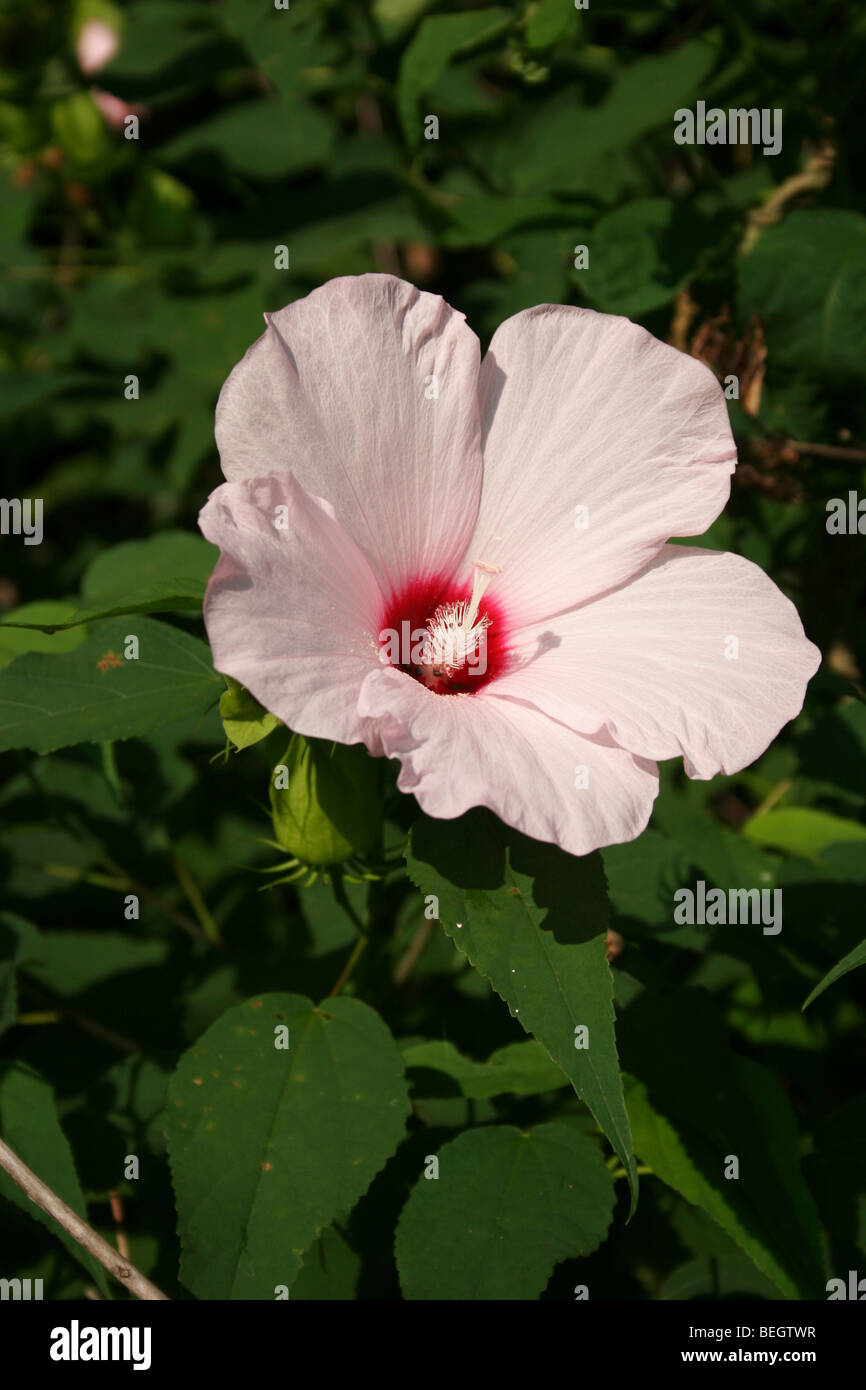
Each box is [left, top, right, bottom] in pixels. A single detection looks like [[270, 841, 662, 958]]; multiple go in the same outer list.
[[198, 275, 820, 857], [75, 19, 120, 75], [75, 17, 144, 132]]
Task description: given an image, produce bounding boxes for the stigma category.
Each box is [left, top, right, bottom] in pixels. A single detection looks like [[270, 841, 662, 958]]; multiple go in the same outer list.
[[417, 561, 501, 685], [378, 561, 508, 695]]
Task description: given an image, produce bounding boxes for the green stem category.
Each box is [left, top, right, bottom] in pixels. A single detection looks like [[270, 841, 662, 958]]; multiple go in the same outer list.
[[329, 934, 368, 998], [329, 876, 368, 996], [45, 864, 128, 892], [169, 852, 222, 945], [330, 873, 366, 936], [752, 777, 793, 819], [100, 741, 123, 799]]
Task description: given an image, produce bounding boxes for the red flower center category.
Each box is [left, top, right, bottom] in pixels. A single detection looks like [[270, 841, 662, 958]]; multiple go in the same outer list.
[[378, 572, 510, 695]]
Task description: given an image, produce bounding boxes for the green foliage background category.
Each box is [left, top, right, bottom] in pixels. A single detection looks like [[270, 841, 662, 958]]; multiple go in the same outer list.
[[0, 0, 864, 1301]]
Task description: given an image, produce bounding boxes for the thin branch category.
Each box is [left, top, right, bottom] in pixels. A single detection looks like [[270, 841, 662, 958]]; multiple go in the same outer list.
[[0, 1137, 169, 1300], [786, 440, 866, 463], [740, 140, 835, 253], [169, 850, 222, 944], [43, 857, 207, 943], [19, 783, 211, 945], [20, 976, 141, 1054], [99, 851, 211, 943], [108, 1188, 131, 1262], [392, 918, 436, 986], [752, 777, 793, 819]]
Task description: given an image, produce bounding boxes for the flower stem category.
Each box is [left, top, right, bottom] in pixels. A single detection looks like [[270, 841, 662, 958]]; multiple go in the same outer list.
[[329, 875, 368, 996]]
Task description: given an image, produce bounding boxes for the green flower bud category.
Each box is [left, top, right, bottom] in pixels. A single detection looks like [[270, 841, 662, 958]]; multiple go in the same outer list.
[[128, 169, 196, 248], [269, 735, 382, 867], [51, 92, 113, 168]]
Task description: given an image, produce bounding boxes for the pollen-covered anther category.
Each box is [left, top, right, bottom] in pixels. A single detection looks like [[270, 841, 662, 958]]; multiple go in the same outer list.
[[417, 560, 502, 684], [420, 601, 490, 678]]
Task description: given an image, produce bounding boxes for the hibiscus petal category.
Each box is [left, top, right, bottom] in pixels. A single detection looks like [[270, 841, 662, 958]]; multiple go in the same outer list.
[[214, 274, 483, 596], [199, 473, 383, 744], [492, 545, 821, 779], [467, 305, 737, 626], [358, 666, 658, 856]]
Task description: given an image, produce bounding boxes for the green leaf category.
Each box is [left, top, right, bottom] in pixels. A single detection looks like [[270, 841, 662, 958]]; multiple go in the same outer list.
[[797, 700, 866, 800], [803, 939, 866, 1010], [90, 1054, 172, 1157], [743, 806, 866, 860], [461, 226, 571, 330], [9, 753, 127, 823], [0, 370, 97, 417], [813, 843, 866, 882], [0, 1062, 109, 1294], [0, 914, 40, 1038], [0, 537, 215, 633], [297, 880, 362, 956], [739, 210, 866, 380], [401, 1038, 569, 1099], [395, 1123, 615, 1299], [602, 829, 688, 927], [0, 602, 86, 669], [443, 192, 575, 248], [158, 97, 333, 180], [22, 931, 170, 998], [526, 0, 578, 51], [804, 1097, 866, 1264], [101, 1, 214, 83], [0, 825, 98, 900], [165, 993, 411, 1299], [0, 532, 218, 633], [655, 793, 778, 890], [578, 198, 719, 318], [221, 0, 341, 97], [405, 809, 638, 1213], [659, 1254, 779, 1301], [0, 617, 222, 754], [220, 678, 279, 751], [287, 198, 426, 273], [620, 990, 825, 1299], [0, 956, 15, 1039], [397, 8, 511, 144], [373, 0, 437, 42], [503, 37, 718, 193], [292, 1226, 361, 1301]]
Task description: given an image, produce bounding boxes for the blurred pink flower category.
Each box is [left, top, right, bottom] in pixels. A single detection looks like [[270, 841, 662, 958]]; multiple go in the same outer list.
[[76, 19, 119, 75], [90, 88, 136, 129], [198, 275, 820, 856], [75, 17, 141, 130]]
